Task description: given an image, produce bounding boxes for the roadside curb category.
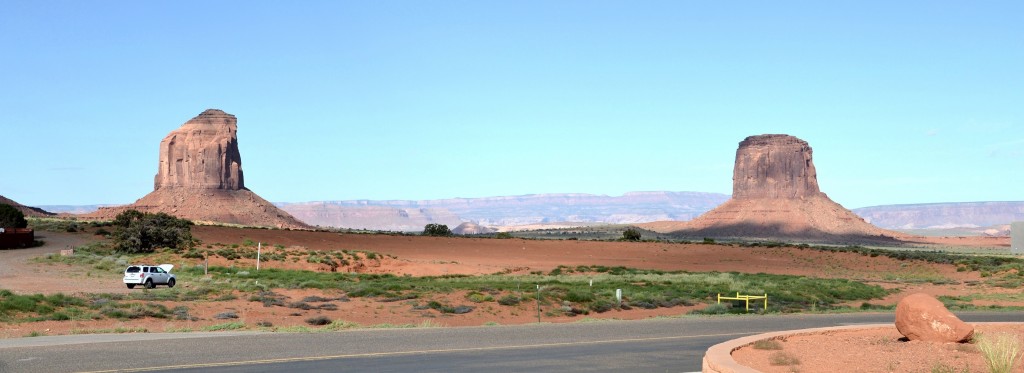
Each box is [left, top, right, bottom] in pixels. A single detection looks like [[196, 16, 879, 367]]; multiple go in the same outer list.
[[701, 323, 892, 373]]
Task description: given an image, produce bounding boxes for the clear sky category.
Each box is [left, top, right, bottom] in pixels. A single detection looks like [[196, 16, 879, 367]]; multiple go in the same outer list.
[[1, 1, 1021, 209]]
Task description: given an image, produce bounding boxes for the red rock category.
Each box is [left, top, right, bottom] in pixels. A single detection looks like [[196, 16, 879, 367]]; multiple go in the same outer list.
[[674, 134, 906, 243], [83, 109, 308, 229], [155, 109, 243, 190], [895, 293, 974, 343]]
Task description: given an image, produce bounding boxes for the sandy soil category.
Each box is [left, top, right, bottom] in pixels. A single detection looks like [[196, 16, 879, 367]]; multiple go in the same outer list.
[[1, 226, 1020, 352], [732, 324, 1024, 373]]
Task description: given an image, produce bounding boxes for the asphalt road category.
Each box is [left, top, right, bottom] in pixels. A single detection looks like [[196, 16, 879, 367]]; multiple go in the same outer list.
[[2, 312, 1021, 373]]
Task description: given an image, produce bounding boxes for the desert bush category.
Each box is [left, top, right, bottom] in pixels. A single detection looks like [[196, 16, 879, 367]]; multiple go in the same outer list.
[[466, 292, 493, 303], [497, 295, 521, 306], [422, 224, 452, 237], [976, 332, 1024, 373], [214, 311, 239, 319], [769, 352, 800, 366], [588, 299, 615, 313], [306, 316, 332, 326], [111, 210, 194, 253], [0, 204, 27, 229], [621, 227, 641, 241], [494, 232, 514, 239], [753, 339, 784, 350]]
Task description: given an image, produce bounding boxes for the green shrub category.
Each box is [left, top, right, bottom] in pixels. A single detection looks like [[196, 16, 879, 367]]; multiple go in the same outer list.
[[466, 292, 493, 303], [0, 204, 28, 228], [589, 299, 615, 313], [111, 210, 194, 254], [423, 224, 452, 237], [494, 232, 514, 239], [497, 295, 521, 306], [622, 227, 641, 241]]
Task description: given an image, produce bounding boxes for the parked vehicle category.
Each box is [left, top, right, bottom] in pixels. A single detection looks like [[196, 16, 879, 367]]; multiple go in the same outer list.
[[123, 264, 176, 289]]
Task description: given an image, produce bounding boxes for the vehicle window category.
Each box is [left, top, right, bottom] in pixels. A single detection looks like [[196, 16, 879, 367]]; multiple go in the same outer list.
[[156, 268, 165, 274], [126, 267, 141, 273], [144, 267, 151, 273]]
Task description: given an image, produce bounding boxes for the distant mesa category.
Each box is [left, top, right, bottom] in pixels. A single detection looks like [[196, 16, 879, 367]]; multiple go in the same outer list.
[[452, 222, 497, 235], [84, 109, 308, 229], [0, 195, 54, 218], [673, 134, 905, 243]]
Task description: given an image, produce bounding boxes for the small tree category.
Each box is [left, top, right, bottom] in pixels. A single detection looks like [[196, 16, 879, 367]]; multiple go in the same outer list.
[[0, 204, 28, 228], [112, 210, 194, 253], [423, 223, 452, 237], [622, 227, 642, 241]]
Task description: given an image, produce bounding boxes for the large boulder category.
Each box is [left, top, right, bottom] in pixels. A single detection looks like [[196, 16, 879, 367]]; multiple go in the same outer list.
[[895, 293, 974, 343]]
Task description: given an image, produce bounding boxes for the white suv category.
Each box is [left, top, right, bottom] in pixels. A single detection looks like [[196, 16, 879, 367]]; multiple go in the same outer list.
[[123, 264, 176, 289]]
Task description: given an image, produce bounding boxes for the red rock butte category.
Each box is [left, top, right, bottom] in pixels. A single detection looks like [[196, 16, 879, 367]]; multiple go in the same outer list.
[[84, 109, 309, 229], [674, 134, 905, 243]]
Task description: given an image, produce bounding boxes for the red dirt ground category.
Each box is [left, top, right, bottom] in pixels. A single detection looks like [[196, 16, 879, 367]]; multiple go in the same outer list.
[[732, 324, 1024, 373], [0, 226, 1017, 344]]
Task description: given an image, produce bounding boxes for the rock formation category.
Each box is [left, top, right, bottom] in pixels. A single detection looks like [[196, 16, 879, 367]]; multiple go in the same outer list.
[[84, 109, 308, 229], [895, 293, 973, 343], [732, 135, 819, 199], [0, 195, 54, 218], [674, 134, 904, 243], [155, 109, 244, 190], [452, 222, 497, 235]]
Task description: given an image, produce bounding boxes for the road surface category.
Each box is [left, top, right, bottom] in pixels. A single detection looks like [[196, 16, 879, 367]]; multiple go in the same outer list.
[[1, 312, 1020, 372]]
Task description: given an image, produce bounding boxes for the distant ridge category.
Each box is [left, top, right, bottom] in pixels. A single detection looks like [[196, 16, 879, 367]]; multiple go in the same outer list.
[[853, 201, 1024, 229], [0, 195, 54, 217], [277, 191, 730, 231]]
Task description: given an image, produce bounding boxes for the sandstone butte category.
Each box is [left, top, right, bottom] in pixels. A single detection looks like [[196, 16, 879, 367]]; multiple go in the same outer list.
[[672, 134, 907, 244], [84, 109, 309, 229]]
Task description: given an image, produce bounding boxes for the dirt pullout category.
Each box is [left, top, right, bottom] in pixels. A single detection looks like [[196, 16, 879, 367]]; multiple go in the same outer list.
[[732, 324, 1024, 373]]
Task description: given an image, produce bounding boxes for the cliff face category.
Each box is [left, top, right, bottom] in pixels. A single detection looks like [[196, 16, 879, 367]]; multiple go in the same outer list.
[[675, 134, 904, 243], [155, 109, 244, 190], [733, 134, 819, 199], [83, 109, 307, 229]]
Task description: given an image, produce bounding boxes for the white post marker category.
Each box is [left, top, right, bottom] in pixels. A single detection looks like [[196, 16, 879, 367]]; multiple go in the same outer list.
[[616, 289, 622, 306], [257, 242, 261, 271]]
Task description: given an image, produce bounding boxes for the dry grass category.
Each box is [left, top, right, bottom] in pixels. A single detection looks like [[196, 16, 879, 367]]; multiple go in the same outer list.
[[770, 351, 801, 366], [975, 332, 1024, 373], [753, 339, 784, 350]]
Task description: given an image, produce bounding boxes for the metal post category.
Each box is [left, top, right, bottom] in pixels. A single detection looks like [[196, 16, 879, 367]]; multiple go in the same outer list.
[[256, 242, 261, 271], [536, 285, 541, 323]]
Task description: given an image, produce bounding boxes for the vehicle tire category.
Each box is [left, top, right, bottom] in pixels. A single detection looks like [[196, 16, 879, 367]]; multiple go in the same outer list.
[[167, 278, 176, 288], [127, 284, 135, 289], [145, 279, 154, 289]]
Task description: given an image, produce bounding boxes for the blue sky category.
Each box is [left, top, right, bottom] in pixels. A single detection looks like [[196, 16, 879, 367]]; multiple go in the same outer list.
[[1, 1, 1021, 208]]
